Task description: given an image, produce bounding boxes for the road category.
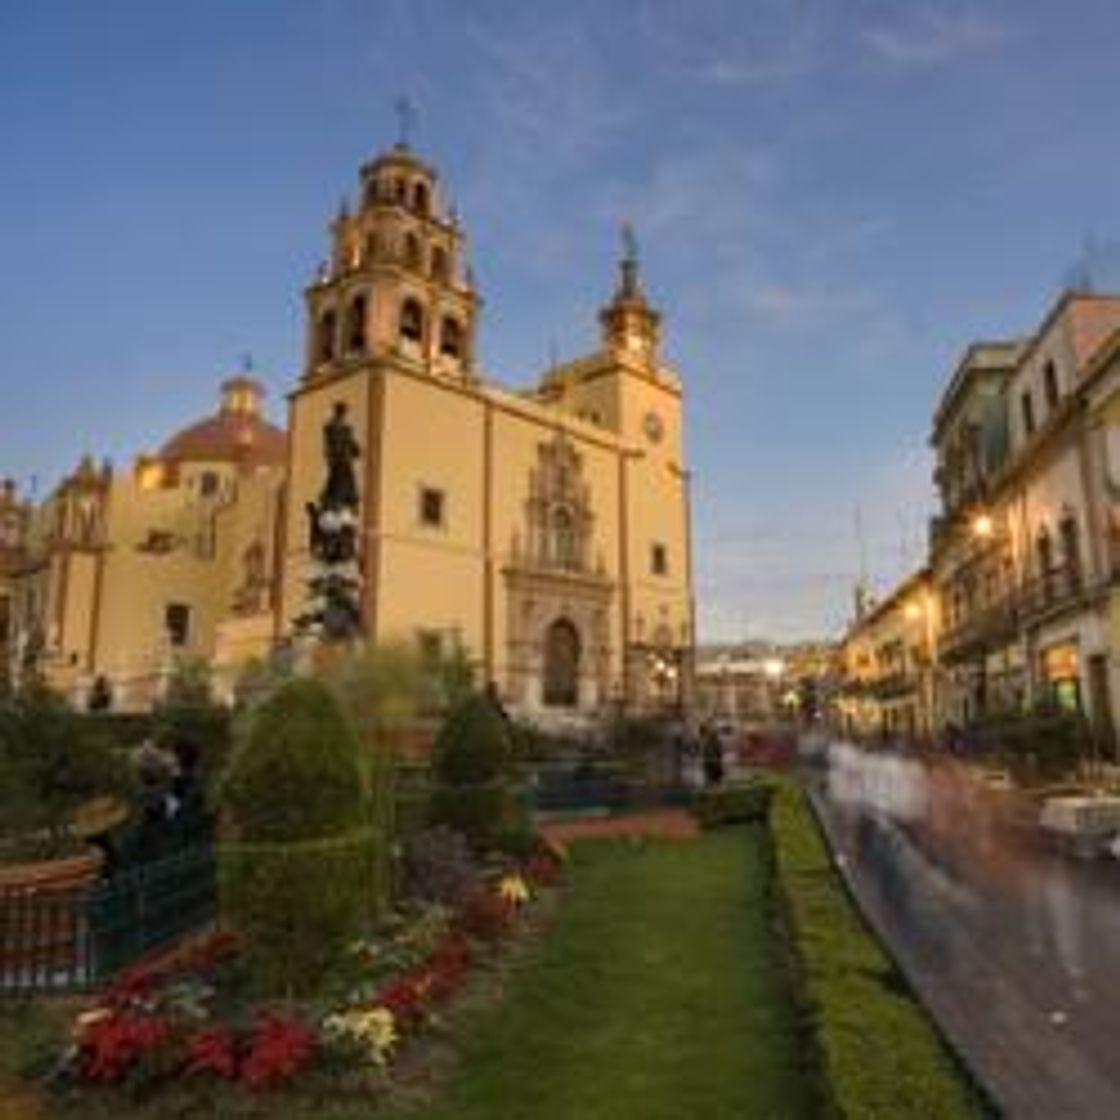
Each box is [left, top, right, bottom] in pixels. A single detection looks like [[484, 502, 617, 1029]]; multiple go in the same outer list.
[[807, 760, 1120, 1119]]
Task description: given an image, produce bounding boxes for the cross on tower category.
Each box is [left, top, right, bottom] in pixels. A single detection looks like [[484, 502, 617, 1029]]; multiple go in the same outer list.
[[395, 96, 418, 148]]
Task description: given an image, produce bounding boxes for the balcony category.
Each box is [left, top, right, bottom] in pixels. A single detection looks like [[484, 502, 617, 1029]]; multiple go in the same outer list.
[[938, 564, 1092, 663], [938, 594, 1018, 662], [1016, 564, 1088, 624]]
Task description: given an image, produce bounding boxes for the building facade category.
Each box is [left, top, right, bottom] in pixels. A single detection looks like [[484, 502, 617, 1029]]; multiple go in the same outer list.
[[835, 572, 937, 740], [282, 143, 694, 720], [841, 291, 1120, 755], [3, 140, 695, 720]]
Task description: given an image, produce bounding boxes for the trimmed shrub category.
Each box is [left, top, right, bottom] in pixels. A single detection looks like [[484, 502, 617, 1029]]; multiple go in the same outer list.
[[218, 679, 373, 994], [221, 678, 363, 842], [218, 828, 381, 996], [770, 780, 986, 1118], [430, 691, 521, 852], [432, 692, 513, 786], [692, 781, 774, 829]]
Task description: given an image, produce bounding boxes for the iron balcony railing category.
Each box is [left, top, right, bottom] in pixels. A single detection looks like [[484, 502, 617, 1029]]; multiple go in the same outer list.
[[938, 563, 1091, 661]]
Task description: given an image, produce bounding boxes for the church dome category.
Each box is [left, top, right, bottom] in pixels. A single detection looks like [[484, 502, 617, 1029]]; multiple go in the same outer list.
[[159, 377, 287, 468]]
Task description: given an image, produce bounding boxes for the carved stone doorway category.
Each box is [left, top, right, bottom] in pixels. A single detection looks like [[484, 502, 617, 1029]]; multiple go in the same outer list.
[[543, 617, 581, 707]]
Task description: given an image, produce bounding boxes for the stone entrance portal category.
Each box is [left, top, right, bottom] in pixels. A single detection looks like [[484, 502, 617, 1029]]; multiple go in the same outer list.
[[543, 617, 581, 707]]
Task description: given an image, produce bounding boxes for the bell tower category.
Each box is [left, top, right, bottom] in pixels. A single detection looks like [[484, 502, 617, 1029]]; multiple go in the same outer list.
[[599, 224, 662, 365], [302, 141, 480, 383]]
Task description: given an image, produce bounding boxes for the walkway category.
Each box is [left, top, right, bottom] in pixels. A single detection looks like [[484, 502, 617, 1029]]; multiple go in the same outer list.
[[539, 807, 699, 846], [810, 773, 1120, 1118]]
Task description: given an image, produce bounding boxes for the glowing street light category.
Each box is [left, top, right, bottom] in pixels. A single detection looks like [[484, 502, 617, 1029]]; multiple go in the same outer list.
[[972, 513, 994, 540]]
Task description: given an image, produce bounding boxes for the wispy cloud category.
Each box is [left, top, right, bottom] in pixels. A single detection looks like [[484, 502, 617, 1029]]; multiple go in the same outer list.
[[862, 8, 1011, 67], [465, 18, 627, 159], [636, 0, 820, 87]]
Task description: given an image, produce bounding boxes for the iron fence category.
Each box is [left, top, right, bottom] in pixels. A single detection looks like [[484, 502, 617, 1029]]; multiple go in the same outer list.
[[1, 844, 215, 994]]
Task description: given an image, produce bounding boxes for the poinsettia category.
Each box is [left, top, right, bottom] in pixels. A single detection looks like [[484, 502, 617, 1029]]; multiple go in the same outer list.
[[183, 1026, 238, 1079], [77, 1010, 171, 1082], [240, 1013, 316, 1088]]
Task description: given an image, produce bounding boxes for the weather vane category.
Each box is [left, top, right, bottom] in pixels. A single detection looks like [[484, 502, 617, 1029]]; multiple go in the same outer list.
[[395, 96, 418, 148]]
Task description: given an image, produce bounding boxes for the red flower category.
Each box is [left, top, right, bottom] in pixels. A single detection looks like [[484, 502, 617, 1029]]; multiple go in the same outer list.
[[377, 973, 428, 1028], [526, 851, 562, 887], [78, 1011, 171, 1082], [455, 887, 513, 942], [240, 1013, 315, 1088], [183, 1026, 238, 1079]]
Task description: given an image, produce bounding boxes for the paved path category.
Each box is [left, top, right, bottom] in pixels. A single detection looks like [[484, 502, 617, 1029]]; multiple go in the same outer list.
[[809, 776, 1120, 1119], [539, 808, 699, 846]]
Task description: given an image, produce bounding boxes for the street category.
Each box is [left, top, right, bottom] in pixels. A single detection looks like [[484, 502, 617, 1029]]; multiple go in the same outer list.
[[808, 748, 1120, 1118]]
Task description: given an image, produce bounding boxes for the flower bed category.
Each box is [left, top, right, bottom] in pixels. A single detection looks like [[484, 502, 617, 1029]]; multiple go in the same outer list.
[[47, 836, 566, 1104]]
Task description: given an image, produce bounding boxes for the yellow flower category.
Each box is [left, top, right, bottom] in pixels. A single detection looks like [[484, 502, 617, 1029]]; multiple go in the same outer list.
[[324, 1007, 398, 1066], [498, 874, 530, 907]]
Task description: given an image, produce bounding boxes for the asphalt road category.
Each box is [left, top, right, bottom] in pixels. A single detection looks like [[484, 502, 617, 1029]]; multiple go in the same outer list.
[[809, 769, 1120, 1119]]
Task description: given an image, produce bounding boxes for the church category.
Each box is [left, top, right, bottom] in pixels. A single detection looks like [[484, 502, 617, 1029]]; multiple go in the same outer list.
[[1, 139, 695, 719]]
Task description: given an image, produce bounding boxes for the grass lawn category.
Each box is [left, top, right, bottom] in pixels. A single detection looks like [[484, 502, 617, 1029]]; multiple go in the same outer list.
[[386, 825, 817, 1120]]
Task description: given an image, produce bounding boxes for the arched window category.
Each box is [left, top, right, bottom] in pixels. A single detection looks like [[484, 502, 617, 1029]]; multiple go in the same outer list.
[[439, 316, 463, 359], [394, 178, 407, 204], [431, 246, 450, 283], [550, 506, 577, 570], [403, 233, 422, 271], [412, 181, 430, 216], [316, 309, 337, 364], [399, 298, 425, 345], [543, 618, 580, 707], [345, 293, 367, 354]]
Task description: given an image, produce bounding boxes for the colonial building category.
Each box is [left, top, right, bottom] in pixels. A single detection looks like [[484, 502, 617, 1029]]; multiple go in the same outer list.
[[930, 292, 1120, 752], [0, 479, 32, 685], [6, 378, 287, 708], [282, 142, 694, 719], [4, 139, 695, 719], [835, 571, 937, 740]]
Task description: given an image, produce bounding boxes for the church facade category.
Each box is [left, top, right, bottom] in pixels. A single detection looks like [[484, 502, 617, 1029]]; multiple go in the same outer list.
[[3, 140, 695, 719]]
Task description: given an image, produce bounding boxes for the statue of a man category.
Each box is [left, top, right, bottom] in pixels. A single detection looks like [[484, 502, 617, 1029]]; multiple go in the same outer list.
[[321, 402, 361, 511]]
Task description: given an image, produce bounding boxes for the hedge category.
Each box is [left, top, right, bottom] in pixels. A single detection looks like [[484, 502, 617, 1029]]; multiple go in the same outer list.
[[770, 780, 988, 1118], [218, 827, 384, 995], [691, 781, 774, 829]]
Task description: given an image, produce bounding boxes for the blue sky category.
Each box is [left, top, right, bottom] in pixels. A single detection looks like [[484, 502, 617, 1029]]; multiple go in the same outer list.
[[3, 1, 1120, 642]]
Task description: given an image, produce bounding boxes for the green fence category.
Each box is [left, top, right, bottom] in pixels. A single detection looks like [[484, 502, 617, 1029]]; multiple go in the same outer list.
[[1, 844, 216, 994]]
